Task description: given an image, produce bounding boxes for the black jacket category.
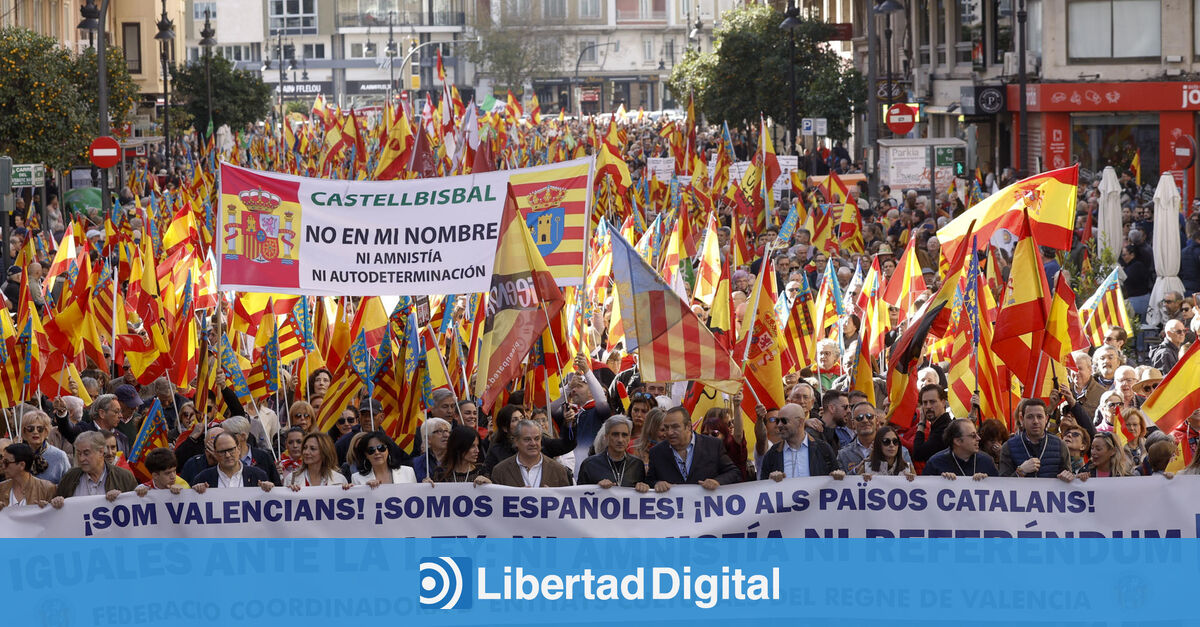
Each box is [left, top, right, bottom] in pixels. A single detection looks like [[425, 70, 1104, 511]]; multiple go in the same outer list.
[[646, 434, 742, 485], [757, 437, 839, 479], [577, 452, 645, 487], [193, 463, 270, 488], [912, 412, 953, 462]]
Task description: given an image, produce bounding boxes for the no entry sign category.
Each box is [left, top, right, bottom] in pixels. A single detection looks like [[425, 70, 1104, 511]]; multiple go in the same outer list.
[[89, 136, 121, 169], [886, 103, 916, 135]]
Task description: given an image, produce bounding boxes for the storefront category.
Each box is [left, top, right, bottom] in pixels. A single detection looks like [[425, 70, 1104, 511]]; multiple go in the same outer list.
[[1006, 82, 1198, 198]]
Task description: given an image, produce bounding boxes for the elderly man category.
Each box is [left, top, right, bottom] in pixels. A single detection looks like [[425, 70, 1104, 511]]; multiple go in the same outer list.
[[760, 403, 843, 480], [577, 416, 647, 489], [50, 432, 137, 506], [192, 433, 275, 492], [221, 416, 281, 485], [1151, 320, 1188, 374], [490, 419, 574, 487], [1072, 351, 1105, 423], [647, 407, 741, 491]]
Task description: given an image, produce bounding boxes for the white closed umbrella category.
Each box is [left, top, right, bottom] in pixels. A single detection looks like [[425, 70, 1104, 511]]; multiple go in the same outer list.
[[1147, 173, 1185, 328], [1097, 166, 1123, 258]]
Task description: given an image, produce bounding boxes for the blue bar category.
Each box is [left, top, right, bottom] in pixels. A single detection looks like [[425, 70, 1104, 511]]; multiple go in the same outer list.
[[0, 539, 1192, 624]]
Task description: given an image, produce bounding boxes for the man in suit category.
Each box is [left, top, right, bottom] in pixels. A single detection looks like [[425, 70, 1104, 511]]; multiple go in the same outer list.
[[760, 403, 844, 480], [491, 420, 574, 487], [192, 433, 275, 492], [647, 407, 742, 492]]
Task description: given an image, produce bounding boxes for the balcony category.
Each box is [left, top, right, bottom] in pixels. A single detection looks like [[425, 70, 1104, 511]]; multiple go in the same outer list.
[[616, 8, 666, 22], [337, 12, 422, 27], [336, 10, 465, 27]]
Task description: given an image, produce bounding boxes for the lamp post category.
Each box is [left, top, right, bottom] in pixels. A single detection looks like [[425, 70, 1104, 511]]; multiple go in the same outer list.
[[155, 0, 175, 176], [199, 10, 216, 138], [780, 4, 800, 158], [874, 0, 904, 135], [387, 12, 397, 104], [865, 1, 879, 203], [79, 0, 101, 189], [1017, 0, 1028, 176], [79, 0, 114, 217]]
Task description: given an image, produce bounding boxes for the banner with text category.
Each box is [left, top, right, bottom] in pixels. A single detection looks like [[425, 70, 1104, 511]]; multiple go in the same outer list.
[[3, 477, 1197, 539], [218, 158, 593, 295]]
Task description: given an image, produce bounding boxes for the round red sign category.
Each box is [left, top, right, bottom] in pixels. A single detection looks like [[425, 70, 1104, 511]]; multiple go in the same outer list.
[[886, 103, 916, 136], [89, 136, 121, 169]]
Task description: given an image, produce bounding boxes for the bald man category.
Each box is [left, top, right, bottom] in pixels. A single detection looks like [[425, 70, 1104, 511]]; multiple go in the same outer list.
[[759, 403, 843, 480], [1151, 319, 1187, 374]]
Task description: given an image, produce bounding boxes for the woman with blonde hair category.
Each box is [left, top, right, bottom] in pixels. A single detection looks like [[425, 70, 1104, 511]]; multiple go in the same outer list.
[[633, 407, 666, 465], [288, 400, 316, 433], [284, 432, 346, 489], [1118, 408, 1149, 466], [1079, 432, 1134, 478]]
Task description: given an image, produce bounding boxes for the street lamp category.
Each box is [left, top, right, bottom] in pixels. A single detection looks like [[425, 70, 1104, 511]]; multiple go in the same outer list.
[[78, 0, 99, 48], [155, 0, 175, 175], [199, 10, 216, 138], [387, 12, 398, 104], [874, 0, 904, 133], [574, 41, 618, 115], [780, 4, 800, 158], [1017, 0, 1028, 176]]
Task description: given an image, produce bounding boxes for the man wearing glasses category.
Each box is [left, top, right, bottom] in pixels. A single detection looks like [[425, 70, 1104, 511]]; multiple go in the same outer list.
[[837, 402, 906, 474], [760, 403, 844, 481], [192, 433, 275, 492], [1151, 320, 1187, 374], [921, 419, 998, 479]]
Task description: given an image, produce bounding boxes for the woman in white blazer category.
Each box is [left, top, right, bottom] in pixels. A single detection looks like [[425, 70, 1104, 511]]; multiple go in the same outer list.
[[346, 431, 417, 487]]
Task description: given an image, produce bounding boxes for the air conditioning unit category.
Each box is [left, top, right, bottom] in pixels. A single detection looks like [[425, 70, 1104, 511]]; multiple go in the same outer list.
[[1003, 51, 1040, 77]]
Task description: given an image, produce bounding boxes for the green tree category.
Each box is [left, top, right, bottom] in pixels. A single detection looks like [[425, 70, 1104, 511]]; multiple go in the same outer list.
[[0, 28, 86, 168], [667, 5, 864, 137], [65, 44, 140, 138], [170, 54, 272, 135]]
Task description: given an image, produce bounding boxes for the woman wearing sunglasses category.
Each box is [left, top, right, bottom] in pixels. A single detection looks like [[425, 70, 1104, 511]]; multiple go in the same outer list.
[[1078, 431, 1134, 478], [860, 425, 915, 481], [346, 431, 416, 487], [288, 401, 316, 433]]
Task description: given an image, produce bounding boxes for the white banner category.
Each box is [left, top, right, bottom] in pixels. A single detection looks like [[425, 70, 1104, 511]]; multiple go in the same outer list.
[[218, 158, 593, 296], [2, 477, 1195, 538]]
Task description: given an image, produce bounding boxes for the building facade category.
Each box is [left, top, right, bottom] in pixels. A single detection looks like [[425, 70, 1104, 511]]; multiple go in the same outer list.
[[854, 0, 1200, 198]]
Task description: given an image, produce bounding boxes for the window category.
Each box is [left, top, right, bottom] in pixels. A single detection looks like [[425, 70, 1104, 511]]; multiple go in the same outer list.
[[579, 38, 597, 63], [643, 37, 654, 62], [350, 42, 379, 58], [269, 0, 317, 35], [539, 41, 560, 64], [580, 0, 600, 18], [544, 0, 566, 18], [1068, 0, 1160, 59], [304, 43, 326, 59], [121, 23, 141, 74], [509, 0, 532, 17], [194, 1, 217, 20]]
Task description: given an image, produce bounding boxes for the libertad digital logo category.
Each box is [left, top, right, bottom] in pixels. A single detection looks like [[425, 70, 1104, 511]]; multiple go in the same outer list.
[[418, 559, 780, 610], [418, 557, 473, 610]]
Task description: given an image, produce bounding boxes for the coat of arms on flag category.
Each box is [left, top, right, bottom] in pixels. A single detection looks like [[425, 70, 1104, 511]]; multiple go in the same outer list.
[[219, 164, 303, 290], [524, 185, 567, 258]]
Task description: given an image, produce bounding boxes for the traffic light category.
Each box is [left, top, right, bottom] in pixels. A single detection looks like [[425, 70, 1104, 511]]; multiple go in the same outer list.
[[953, 147, 966, 177]]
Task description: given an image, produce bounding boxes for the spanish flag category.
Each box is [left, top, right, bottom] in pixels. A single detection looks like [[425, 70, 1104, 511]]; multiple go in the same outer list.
[[1131, 150, 1141, 187], [1143, 340, 1200, 434], [937, 164, 1078, 262]]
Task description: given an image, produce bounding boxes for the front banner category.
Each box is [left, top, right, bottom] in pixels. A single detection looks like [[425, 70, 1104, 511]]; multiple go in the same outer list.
[[0, 476, 1193, 538]]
